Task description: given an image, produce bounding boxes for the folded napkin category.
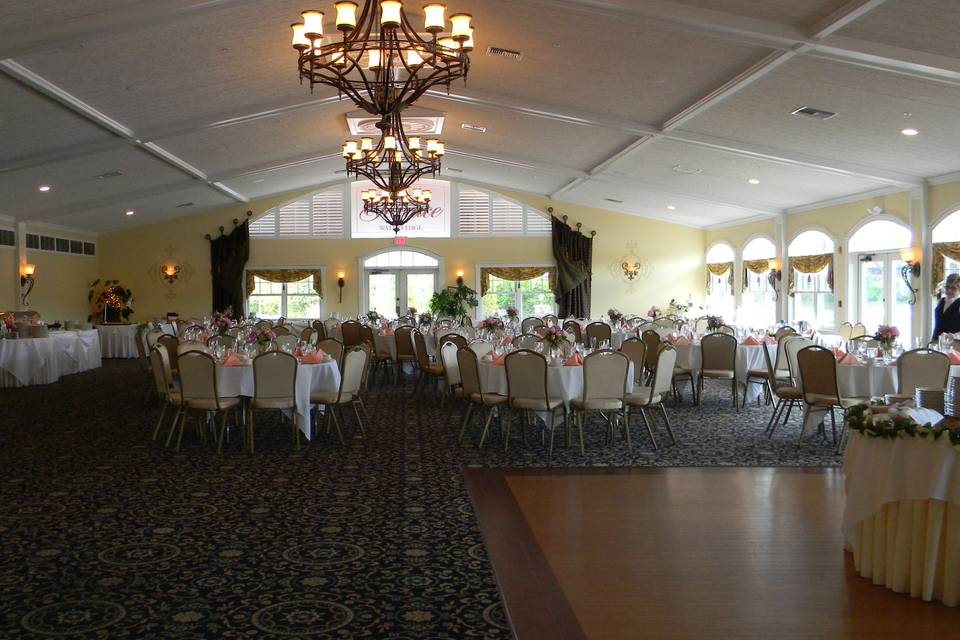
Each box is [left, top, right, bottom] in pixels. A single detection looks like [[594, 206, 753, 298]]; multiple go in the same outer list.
[[501, 336, 512, 346], [838, 352, 861, 365], [764, 336, 777, 344], [222, 353, 245, 367], [742, 336, 761, 346], [832, 347, 846, 360], [949, 350, 960, 365], [383, 327, 395, 336], [564, 353, 584, 367], [300, 349, 327, 364], [491, 351, 508, 366], [673, 336, 691, 346]]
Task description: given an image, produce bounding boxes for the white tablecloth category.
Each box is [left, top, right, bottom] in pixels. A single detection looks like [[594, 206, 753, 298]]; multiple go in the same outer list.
[[0, 330, 101, 387], [477, 361, 635, 410], [215, 361, 340, 439], [96, 324, 140, 358], [843, 430, 960, 606], [675, 342, 775, 401]]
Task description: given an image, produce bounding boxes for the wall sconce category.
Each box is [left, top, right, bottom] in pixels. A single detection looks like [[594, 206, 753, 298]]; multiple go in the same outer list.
[[621, 261, 643, 281], [20, 263, 35, 306], [456, 269, 465, 286], [337, 271, 345, 303], [160, 263, 181, 285], [900, 248, 920, 305], [767, 258, 782, 301]]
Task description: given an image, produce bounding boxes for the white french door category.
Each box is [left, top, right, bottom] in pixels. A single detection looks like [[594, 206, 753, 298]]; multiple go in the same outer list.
[[366, 270, 437, 318], [857, 252, 913, 346]]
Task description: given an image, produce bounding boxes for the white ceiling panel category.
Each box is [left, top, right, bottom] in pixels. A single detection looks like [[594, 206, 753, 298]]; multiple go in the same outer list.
[[680, 56, 960, 178], [0, 0, 142, 33], [604, 138, 890, 211], [441, 155, 569, 197], [220, 156, 347, 201], [669, 0, 844, 29], [0, 147, 188, 219], [837, 0, 960, 59]]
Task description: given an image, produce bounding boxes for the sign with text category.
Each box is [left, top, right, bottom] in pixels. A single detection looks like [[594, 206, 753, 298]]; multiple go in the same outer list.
[[350, 178, 451, 238]]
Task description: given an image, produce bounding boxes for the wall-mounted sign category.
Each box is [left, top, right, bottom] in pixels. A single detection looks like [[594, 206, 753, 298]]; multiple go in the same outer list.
[[350, 178, 451, 238]]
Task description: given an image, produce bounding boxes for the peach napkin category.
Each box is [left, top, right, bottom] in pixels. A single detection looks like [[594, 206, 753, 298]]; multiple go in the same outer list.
[[383, 326, 395, 336], [491, 351, 508, 366], [300, 349, 327, 364], [742, 336, 761, 346], [764, 336, 777, 344], [838, 353, 861, 365], [949, 350, 960, 365], [564, 353, 584, 366], [833, 347, 846, 360], [501, 336, 512, 346], [674, 336, 691, 346], [222, 352, 245, 367]]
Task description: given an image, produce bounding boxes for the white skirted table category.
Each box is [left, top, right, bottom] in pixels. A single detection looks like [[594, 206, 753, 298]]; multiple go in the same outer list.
[[0, 330, 102, 387], [674, 342, 776, 402], [477, 360, 635, 413], [215, 360, 340, 439], [843, 424, 960, 607], [96, 324, 140, 358]]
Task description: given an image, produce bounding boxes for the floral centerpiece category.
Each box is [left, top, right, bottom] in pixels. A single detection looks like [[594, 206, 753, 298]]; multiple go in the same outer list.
[[1, 313, 15, 333], [245, 325, 276, 348], [543, 325, 569, 349], [88, 279, 134, 323], [365, 309, 381, 324], [211, 307, 235, 335], [874, 325, 900, 350], [607, 308, 624, 324], [706, 315, 724, 332], [418, 312, 433, 326], [667, 298, 693, 319], [647, 305, 661, 319], [407, 307, 417, 317], [477, 316, 504, 333], [505, 306, 519, 322]]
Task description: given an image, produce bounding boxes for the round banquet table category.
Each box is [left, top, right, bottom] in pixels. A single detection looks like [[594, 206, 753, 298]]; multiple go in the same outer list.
[[0, 330, 101, 387], [96, 324, 140, 358], [843, 420, 960, 607], [215, 360, 340, 439], [674, 342, 776, 402]]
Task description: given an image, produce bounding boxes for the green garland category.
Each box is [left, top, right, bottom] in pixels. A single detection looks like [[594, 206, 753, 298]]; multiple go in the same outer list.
[[846, 403, 960, 449]]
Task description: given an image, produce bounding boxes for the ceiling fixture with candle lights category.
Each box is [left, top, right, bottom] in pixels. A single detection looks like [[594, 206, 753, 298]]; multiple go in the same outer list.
[[291, 1, 475, 115]]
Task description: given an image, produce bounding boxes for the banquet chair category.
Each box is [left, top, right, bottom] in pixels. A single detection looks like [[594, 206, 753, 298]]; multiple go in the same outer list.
[[134, 325, 151, 373], [441, 342, 465, 429], [653, 317, 676, 330], [774, 326, 796, 341], [797, 345, 870, 451], [585, 321, 612, 348], [413, 330, 445, 398], [697, 333, 738, 410], [457, 347, 508, 447], [206, 334, 237, 351], [461, 316, 473, 328], [571, 350, 630, 455], [624, 343, 679, 450], [247, 351, 299, 453], [521, 317, 544, 333], [438, 333, 468, 350], [340, 320, 363, 347], [891, 349, 950, 402], [316, 336, 344, 367], [717, 325, 737, 336], [765, 335, 805, 438], [172, 351, 241, 452], [157, 334, 180, 374], [838, 322, 854, 341], [275, 334, 298, 352], [531, 325, 550, 338], [323, 318, 339, 336], [361, 324, 394, 384], [619, 337, 646, 387], [178, 343, 210, 354], [693, 316, 710, 334], [149, 347, 182, 443], [542, 314, 560, 327], [850, 335, 879, 349], [145, 328, 165, 349], [468, 339, 494, 357], [512, 333, 544, 350], [299, 327, 315, 345], [503, 349, 567, 455], [436, 318, 454, 331], [394, 326, 417, 378], [312, 320, 327, 343], [640, 330, 661, 378], [562, 320, 583, 344], [310, 345, 369, 444], [851, 322, 868, 338], [272, 325, 292, 337]]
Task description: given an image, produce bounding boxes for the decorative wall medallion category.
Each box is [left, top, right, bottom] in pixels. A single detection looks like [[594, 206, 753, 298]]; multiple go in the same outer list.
[[148, 246, 194, 300], [610, 242, 653, 291]]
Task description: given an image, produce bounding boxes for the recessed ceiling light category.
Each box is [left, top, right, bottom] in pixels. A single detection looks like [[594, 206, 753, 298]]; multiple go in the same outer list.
[[125, 210, 135, 216], [460, 123, 487, 133], [38, 185, 51, 192], [901, 128, 919, 136], [748, 178, 760, 185], [667, 205, 676, 210]]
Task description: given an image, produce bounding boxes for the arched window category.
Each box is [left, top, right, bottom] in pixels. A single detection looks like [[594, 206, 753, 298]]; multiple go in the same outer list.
[[740, 238, 776, 327], [848, 219, 913, 347], [706, 243, 734, 263], [705, 243, 735, 321], [849, 220, 911, 253], [787, 231, 836, 330], [932, 209, 960, 243], [360, 248, 441, 318], [788, 230, 834, 257], [363, 250, 439, 268], [742, 237, 776, 260], [932, 209, 960, 294]]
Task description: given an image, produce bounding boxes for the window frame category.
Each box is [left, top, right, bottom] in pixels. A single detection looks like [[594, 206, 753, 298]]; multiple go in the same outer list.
[[475, 263, 557, 320], [244, 265, 327, 320], [788, 266, 836, 330], [249, 185, 348, 239]]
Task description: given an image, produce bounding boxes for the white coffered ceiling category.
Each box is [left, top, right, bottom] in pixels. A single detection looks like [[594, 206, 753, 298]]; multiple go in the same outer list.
[[1, 0, 959, 233]]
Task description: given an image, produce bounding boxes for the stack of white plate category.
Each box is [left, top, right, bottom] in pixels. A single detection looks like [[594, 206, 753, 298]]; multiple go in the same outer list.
[[943, 377, 960, 418], [915, 386, 945, 414]]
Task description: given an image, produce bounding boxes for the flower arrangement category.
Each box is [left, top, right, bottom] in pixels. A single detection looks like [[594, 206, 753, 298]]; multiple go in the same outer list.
[[477, 316, 504, 332], [505, 306, 519, 321], [1, 313, 15, 331], [87, 279, 134, 322], [245, 325, 276, 347], [846, 403, 960, 450], [607, 308, 624, 323], [543, 325, 569, 348], [365, 309, 381, 324], [706, 315, 724, 331], [874, 325, 900, 349], [667, 297, 694, 318], [407, 307, 417, 317], [418, 312, 433, 326], [647, 306, 661, 319], [211, 307, 235, 335]]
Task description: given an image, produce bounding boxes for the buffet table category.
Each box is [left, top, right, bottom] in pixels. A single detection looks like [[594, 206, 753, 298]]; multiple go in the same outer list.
[[843, 421, 960, 607], [0, 330, 102, 387], [96, 324, 141, 358]]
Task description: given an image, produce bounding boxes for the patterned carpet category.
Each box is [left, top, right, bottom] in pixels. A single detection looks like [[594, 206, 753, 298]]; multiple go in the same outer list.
[[0, 361, 840, 638]]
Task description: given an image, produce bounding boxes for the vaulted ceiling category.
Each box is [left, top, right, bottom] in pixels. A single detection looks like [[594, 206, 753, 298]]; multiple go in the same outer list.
[[1, 0, 959, 233]]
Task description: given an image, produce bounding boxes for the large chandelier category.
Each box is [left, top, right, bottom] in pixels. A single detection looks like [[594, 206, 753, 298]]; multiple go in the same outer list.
[[360, 189, 433, 234], [291, 2, 475, 115]]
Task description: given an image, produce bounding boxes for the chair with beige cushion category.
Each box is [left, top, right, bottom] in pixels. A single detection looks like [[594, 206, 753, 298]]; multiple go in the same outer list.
[[299, 326, 315, 345], [697, 332, 738, 409], [275, 334, 298, 352], [765, 335, 805, 438], [838, 321, 853, 341], [571, 350, 630, 455], [640, 329, 661, 379], [441, 341, 466, 428], [624, 343, 678, 450], [206, 334, 237, 351], [310, 345, 369, 444], [438, 333, 468, 350], [413, 329, 445, 397], [774, 326, 796, 341], [542, 314, 559, 326], [272, 325, 292, 337], [521, 317, 544, 333], [172, 351, 241, 452], [468, 339, 494, 357], [394, 326, 417, 378], [361, 324, 393, 384], [311, 320, 327, 343], [158, 334, 181, 374], [797, 345, 869, 451], [247, 351, 299, 453], [584, 321, 612, 348], [889, 349, 950, 403], [512, 333, 544, 350], [717, 324, 737, 336], [149, 347, 182, 443], [851, 322, 868, 338], [316, 337, 344, 367], [457, 347, 508, 447], [145, 328, 165, 349], [619, 337, 646, 387], [340, 320, 363, 347], [562, 320, 583, 344], [503, 349, 567, 455]]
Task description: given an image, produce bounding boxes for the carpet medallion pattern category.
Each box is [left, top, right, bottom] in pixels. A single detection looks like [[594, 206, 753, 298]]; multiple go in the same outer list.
[[0, 361, 839, 638]]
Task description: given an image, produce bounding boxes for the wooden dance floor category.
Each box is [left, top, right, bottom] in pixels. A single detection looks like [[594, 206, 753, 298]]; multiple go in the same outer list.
[[465, 468, 959, 639]]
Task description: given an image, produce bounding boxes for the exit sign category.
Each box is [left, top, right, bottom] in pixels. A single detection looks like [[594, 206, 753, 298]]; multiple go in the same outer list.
[[394, 236, 407, 246]]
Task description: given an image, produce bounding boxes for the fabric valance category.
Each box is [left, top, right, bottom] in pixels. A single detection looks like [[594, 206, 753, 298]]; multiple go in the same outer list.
[[705, 262, 733, 294], [741, 259, 773, 292], [246, 269, 323, 298], [788, 253, 834, 296], [479, 267, 557, 297], [932, 242, 960, 292]]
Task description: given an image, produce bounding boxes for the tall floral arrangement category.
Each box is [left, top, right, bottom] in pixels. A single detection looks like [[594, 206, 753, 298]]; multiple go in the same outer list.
[[245, 325, 276, 347], [87, 279, 134, 322], [211, 307, 235, 335], [874, 325, 900, 349], [543, 325, 569, 348], [477, 316, 504, 333], [706, 315, 724, 331], [647, 306, 661, 319], [505, 306, 519, 321], [607, 308, 624, 323], [365, 309, 381, 324]]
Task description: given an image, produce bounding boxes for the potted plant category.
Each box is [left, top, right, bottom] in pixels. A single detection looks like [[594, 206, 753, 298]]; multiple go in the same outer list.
[[428, 282, 479, 323]]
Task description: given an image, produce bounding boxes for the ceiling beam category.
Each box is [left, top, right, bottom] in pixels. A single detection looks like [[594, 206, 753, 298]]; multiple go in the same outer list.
[[0, 60, 248, 204], [0, 0, 263, 59], [809, 0, 891, 39]]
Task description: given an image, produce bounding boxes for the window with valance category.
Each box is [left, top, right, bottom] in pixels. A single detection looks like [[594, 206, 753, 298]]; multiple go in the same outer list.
[[480, 266, 557, 318], [246, 269, 323, 319]]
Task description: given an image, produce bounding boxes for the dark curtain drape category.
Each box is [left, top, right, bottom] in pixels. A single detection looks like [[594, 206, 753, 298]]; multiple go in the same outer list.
[[551, 217, 593, 318], [210, 221, 250, 313]]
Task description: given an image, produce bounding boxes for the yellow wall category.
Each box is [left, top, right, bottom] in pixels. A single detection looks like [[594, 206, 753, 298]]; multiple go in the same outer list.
[[705, 219, 777, 255], [96, 182, 706, 321], [930, 180, 960, 224]]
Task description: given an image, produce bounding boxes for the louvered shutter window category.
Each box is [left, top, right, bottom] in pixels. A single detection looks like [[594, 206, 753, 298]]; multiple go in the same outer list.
[[457, 190, 491, 235], [250, 211, 276, 237], [491, 199, 524, 234], [311, 191, 344, 237]]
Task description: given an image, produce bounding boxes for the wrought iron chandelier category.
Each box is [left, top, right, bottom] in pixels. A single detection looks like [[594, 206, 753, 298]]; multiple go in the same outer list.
[[360, 189, 433, 233], [291, 2, 475, 115]]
